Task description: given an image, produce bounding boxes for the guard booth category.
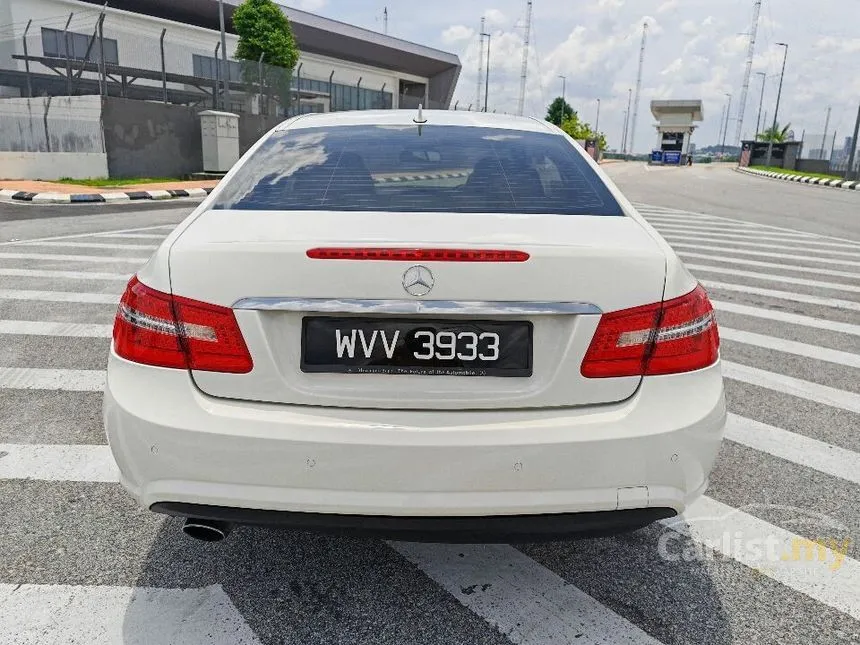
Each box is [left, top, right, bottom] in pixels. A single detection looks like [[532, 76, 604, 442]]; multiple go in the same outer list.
[[650, 100, 703, 165]]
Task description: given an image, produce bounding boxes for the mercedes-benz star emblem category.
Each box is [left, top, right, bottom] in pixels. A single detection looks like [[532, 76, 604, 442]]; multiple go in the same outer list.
[[402, 265, 434, 297]]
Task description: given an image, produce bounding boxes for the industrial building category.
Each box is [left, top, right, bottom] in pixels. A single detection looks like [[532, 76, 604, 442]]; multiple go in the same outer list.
[[0, 0, 461, 112]]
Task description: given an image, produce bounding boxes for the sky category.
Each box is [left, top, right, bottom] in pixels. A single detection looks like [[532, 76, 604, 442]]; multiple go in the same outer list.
[[292, 0, 860, 153]]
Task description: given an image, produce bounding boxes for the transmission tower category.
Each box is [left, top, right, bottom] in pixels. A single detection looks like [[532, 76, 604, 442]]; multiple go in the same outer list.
[[517, 0, 533, 116], [476, 16, 485, 112], [629, 22, 648, 156], [735, 0, 762, 145]]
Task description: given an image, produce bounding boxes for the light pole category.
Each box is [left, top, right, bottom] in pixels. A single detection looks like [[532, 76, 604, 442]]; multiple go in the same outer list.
[[218, 0, 230, 111], [765, 42, 788, 166], [481, 29, 491, 112], [623, 88, 632, 157], [558, 75, 566, 105], [595, 98, 601, 133], [754, 71, 766, 138], [721, 93, 732, 155]]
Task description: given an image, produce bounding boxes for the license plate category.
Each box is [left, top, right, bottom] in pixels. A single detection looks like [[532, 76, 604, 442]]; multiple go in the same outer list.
[[301, 317, 532, 377]]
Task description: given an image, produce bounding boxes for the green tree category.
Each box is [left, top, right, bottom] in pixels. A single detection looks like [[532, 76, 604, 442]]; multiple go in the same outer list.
[[756, 122, 791, 143], [546, 97, 574, 126], [233, 0, 299, 69], [233, 0, 299, 109], [559, 113, 607, 150]]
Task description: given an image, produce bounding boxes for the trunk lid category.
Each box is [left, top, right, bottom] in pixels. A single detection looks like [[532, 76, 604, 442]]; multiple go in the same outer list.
[[168, 210, 667, 410]]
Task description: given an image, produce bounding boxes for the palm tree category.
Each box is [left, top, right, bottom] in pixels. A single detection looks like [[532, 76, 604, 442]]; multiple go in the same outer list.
[[757, 122, 791, 143]]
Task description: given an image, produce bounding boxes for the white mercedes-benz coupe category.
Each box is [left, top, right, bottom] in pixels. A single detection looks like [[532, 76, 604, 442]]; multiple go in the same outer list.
[[103, 110, 725, 542]]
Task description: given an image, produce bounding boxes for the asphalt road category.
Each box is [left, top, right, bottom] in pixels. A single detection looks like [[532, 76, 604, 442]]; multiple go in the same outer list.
[[604, 162, 860, 241], [1, 169, 858, 644]]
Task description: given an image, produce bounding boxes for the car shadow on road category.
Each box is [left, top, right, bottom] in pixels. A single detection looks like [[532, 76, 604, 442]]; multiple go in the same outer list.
[[123, 518, 732, 644], [124, 517, 513, 645]]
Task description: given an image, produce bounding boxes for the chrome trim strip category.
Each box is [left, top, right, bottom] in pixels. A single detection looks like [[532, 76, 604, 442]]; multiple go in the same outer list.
[[232, 298, 602, 315]]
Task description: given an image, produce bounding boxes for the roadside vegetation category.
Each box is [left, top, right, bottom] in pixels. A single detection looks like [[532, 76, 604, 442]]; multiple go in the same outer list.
[[56, 177, 184, 187], [749, 166, 844, 181]]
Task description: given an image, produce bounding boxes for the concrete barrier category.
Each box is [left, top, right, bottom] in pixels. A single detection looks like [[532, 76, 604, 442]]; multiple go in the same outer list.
[[0, 151, 109, 180]]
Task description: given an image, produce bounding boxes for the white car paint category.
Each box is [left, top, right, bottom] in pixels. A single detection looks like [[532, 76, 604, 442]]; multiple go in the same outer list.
[[106, 111, 725, 529]]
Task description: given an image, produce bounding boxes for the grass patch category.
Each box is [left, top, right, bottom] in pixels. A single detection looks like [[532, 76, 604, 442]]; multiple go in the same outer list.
[[750, 166, 844, 181], [56, 177, 182, 187]]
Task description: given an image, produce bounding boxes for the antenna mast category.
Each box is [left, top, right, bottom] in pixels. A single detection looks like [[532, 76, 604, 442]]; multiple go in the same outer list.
[[735, 0, 762, 145], [476, 16, 485, 112], [383, 6, 388, 34], [629, 21, 648, 156], [517, 0, 533, 116]]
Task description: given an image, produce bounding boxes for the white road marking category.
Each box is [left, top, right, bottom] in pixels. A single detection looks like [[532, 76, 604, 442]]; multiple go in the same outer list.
[[0, 252, 148, 264], [663, 496, 860, 621], [9, 241, 159, 251], [712, 300, 860, 336], [679, 251, 860, 279], [720, 328, 860, 368], [391, 542, 664, 645], [0, 368, 106, 392], [640, 213, 760, 227], [93, 233, 169, 240], [723, 414, 860, 485], [0, 289, 119, 304], [651, 223, 827, 243], [722, 361, 860, 413], [651, 223, 858, 247], [704, 281, 860, 312], [666, 236, 860, 259], [0, 268, 130, 281], [0, 444, 118, 482], [671, 241, 860, 268], [0, 320, 112, 338], [1, 225, 173, 247], [0, 583, 262, 645], [686, 264, 860, 294], [634, 202, 860, 244]]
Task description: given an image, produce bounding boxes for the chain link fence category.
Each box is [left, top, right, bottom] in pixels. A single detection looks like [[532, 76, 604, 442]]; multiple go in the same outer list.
[[1, 8, 406, 117]]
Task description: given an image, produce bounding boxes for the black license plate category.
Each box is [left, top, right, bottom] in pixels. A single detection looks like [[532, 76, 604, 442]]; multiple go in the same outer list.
[[301, 317, 532, 377]]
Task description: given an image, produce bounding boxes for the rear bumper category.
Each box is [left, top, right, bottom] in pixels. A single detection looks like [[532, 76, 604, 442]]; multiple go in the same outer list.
[[153, 503, 677, 543], [104, 352, 726, 527]]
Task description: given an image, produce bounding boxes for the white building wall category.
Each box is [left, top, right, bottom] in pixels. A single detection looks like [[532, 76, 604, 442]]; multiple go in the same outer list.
[[2, 0, 427, 107]]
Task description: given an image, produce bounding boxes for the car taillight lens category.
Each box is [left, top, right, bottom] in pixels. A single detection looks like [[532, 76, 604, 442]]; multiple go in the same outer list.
[[113, 276, 253, 373], [581, 285, 719, 378]]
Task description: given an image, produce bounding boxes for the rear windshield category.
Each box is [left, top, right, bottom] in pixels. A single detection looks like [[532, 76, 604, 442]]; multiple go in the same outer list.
[[212, 125, 624, 216]]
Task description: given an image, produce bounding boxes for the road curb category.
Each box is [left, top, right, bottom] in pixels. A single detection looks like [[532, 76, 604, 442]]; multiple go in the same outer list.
[[735, 167, 858, 191], [0, 186, 213, 205]]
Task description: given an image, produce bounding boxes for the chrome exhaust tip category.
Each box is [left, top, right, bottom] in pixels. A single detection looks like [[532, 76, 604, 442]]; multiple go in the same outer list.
[[182, 518, 232, 542]]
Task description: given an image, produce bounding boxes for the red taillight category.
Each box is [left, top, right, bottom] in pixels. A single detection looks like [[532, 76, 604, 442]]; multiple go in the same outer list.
[[581, 285, 719, 378], [113, 276, 253, 373], [306, 248, 530, 262]]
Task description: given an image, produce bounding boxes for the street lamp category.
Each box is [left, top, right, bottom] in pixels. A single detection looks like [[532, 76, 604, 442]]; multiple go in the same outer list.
[[765, 42, 788, 166], [595, 98, 601, 133], [721, 93, 732, 155], [558, 75, 566, 104], [754, 71, 766, 138], [481, 28, 492, 112]]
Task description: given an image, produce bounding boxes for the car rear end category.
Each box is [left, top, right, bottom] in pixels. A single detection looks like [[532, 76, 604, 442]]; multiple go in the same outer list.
[[103, 111, 725, 541]]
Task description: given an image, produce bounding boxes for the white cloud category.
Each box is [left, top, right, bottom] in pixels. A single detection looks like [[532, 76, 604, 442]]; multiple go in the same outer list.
[[483, 9, 507, 28], [296, 0, 327, 11], [589, 0, 625, 13], [441, 24, 475, 45], [433, 0, 855, 149]]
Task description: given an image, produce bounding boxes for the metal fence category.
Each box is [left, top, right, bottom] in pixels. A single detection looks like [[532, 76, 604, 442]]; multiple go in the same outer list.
[[795, 131, 858, 177], [0, 7, 406, 117]]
